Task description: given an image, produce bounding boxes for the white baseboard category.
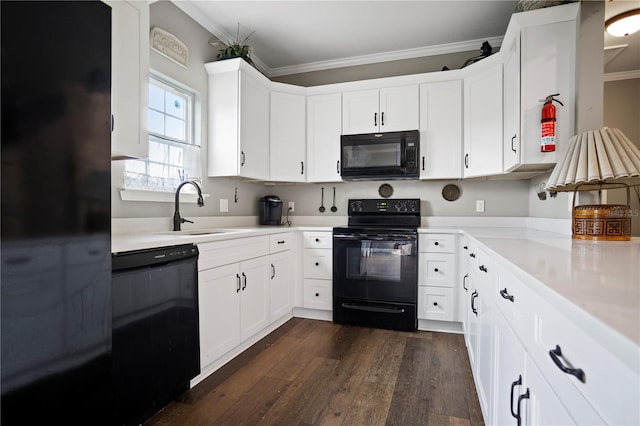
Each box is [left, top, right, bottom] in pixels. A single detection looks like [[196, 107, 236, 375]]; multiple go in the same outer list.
[[418, 319, 464, 334], [292, 307, 332, 321]]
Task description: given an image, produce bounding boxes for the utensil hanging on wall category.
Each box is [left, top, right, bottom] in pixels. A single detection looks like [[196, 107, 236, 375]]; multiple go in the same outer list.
[[331, 187, 338, 212], [319, 187, 325, 212]]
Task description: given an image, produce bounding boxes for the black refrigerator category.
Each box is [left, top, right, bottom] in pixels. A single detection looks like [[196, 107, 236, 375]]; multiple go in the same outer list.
[[1, 2, 113, 424]]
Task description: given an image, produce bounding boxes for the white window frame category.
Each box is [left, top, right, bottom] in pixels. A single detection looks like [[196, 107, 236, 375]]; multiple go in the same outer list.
[[122, 72, 202, 201]]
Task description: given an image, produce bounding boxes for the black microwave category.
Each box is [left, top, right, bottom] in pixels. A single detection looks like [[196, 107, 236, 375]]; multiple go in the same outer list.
[[340, 130, 419, 180]]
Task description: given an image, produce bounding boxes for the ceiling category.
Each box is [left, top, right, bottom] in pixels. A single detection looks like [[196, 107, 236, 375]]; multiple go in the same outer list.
[[172, 0, 640, 78]]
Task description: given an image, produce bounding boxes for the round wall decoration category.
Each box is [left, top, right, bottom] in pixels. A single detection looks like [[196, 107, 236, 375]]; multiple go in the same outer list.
[[378, 183, 394, 198], [442, 184, 461, 201]]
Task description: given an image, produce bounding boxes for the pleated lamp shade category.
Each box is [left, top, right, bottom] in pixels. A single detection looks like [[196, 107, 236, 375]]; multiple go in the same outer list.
[[545, 127, 640, 192]]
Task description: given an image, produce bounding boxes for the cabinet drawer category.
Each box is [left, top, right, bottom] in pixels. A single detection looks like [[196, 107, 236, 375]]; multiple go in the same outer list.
[[418, 253, 455, 287], [418, 286, 454, 321], [303, 232, 332, 249], [269, 232, 292, 253], [304, 279, 332, 310], [494, 263, 534, 342], [419, 233, 456, 253], [303, 249, 332, 279], [532, 299, 638, 425], [198, 236, 269, 271]]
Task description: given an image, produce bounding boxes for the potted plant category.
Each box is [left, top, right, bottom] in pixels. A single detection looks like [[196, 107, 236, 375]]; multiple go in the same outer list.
[[217, 23, 255, 65]]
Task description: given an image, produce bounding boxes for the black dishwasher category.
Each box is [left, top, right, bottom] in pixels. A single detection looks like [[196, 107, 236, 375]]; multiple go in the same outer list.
[[111, 244, 200, 425]]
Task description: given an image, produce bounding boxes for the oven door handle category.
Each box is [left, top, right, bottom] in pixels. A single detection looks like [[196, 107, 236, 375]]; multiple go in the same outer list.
[[333, 235, 416, 242], [341, 303, 406, 314]]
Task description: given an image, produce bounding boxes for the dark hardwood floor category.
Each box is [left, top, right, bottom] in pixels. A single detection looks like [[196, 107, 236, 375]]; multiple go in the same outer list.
[[146, 318, 483, 426]]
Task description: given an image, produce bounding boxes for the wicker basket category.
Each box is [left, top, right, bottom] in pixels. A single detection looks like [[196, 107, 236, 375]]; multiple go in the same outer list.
[[572, 204, 632, 241], [571, 184, 633, 241]]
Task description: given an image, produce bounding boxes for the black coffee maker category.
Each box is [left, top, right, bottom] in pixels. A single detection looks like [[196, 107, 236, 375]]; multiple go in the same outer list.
[[258, 195, 282, 225]]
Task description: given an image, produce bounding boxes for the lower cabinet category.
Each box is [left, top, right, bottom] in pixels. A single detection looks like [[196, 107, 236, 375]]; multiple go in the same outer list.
[[269, 246, 293, 322], [198, 256, 269, 367], [197, 234, 293, 377], [302, 231, 333, 310], [417, 233, 457, 323]]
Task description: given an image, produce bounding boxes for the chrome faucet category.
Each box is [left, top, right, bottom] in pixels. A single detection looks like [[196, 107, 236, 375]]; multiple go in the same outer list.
[[173, 181, 205, 231]]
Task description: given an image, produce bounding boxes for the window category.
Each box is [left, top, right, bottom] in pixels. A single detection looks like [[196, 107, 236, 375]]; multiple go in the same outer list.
[[124, 74, 201, 193]]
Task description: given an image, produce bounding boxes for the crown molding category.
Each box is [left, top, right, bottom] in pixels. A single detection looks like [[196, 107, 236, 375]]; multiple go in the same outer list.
[[604, 70, 640, 81], [267, 36, 504, 77]]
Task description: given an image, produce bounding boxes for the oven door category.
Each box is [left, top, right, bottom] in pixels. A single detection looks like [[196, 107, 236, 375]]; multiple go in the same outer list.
[[333, 232, 417, 303]]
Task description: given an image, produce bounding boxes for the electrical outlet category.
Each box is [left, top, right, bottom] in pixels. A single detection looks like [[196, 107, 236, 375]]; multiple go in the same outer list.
[[220, 198, 229, 213], [476, 200, 485, 213], [288, 201, 295, 212]]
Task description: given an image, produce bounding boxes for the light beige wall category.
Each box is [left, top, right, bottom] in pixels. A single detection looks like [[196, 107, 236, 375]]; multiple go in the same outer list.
[[272, 50, 485, 86], [604, 78, 640, 236]]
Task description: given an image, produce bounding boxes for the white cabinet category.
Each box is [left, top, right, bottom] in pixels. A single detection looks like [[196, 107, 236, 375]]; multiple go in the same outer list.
[[418, 234, 457, 322], [302, 232, 333, 310], [502, 33, 522, 173], [494, 312, 574, 425], [463, 57, 504, 178], [197, 236, 269, 369], [466, 245, 496, 424], [268, 233, 293, 322], [105, 0, 149, 159], [270, 90, 306, 182], [205, 58, 270, 180], [306, 93, 342, 182], [503, 21, 576, 172], [503, 10, 577, 173], [419, 80, 463, 179], [342, 85, 419, 135]]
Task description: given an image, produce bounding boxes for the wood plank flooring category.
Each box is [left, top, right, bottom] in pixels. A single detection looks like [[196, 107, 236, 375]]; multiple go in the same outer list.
[[146, 318, 484, 426]]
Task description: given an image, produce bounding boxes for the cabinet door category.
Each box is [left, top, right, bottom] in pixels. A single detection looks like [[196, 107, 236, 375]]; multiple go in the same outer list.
[[379, 85, 419, 132], [494, 311, 527, 426], [464, 61, 504, 177], [198, 264, 241, 368], [270, 92, 306, 182], [239, 70, 270, 180], [503, 34, 521, 172], [239, 256, 269, 340], [269, 251, 293, 322], [419, 80, 463, 179], [477, 278, 496, 425], [342, 89, 379, 135], [523, 354, 575, 425], [306, 93, 342, 182], [106, 0, 149, 159]]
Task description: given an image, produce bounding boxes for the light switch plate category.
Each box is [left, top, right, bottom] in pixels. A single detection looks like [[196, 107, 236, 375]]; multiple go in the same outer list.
[[288, 201, 295, 212], [220, 198, 229, 213], [476, 200, 485, 213]]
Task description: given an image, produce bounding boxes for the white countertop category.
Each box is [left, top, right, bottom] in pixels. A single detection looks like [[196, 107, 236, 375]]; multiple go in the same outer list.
[[112, 224, 640, 350]]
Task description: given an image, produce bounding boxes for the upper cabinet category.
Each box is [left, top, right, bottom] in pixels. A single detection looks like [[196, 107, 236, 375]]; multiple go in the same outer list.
[[270, 87, 306, 182], [205, 59, 270, 180], [307, 93, 343, 182], [419, 80, 463, 179], [503, 3, 578, 173], [342, 85, 419, 135], [463, 56, 504, 178], [105, 0, 149, 160]]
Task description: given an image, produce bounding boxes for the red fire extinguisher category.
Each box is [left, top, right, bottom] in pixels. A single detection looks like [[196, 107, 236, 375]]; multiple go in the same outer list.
[[540, 94, 563, 152]]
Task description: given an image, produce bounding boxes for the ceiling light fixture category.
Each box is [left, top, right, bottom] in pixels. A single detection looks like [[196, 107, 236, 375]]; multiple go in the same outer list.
[[605, 8, 640, 37]]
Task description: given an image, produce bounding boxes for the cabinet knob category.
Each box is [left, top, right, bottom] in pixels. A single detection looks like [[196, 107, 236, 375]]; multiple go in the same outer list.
[[315, 238, 320, 242], [433, 302, 438, 306], [315, 292, 320, 297], [315, 262, 319, 266], [434, 268, 439, 272], [434, 241, 439, 246]]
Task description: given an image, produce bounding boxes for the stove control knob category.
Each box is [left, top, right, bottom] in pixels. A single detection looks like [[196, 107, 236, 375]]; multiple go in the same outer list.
[[408, 200, 418, 212], [350, 200, 363, 212]]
